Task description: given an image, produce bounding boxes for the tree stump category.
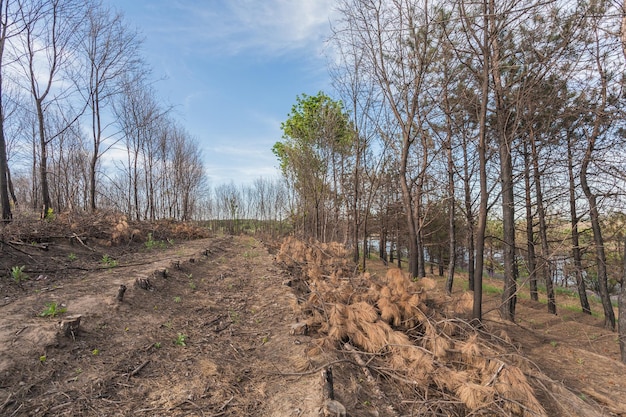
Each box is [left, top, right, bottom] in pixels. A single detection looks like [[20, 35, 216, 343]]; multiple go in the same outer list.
[[116, 284, 127, 302], [321, 366, 346, 416], [60, 315, 82, 338], [135, 277, 153, 291]]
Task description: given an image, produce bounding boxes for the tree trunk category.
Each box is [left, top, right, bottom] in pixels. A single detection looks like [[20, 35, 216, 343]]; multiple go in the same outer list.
[[462, 133, 475, 292], [579, 62, 616, 330], [445, 113, 456, 294], [567, 134, 591, 314], [471, 0, 490, 322], [0, 111, 11, 221], [523, 141, 538, 301], [530, 130, 556, 314], [617, 237, 626, 364], [0, 39, 11, 220], [400, 134, 419, 278], [490, 0, 517, 322], [36, 98, 52, 217]]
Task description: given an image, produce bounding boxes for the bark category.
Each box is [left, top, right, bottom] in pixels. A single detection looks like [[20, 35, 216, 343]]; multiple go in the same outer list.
[[462, 133, 475, 292], [443, 79, 456, 295], [530, 129, 555, 314], [470, 0, 490, 322], [0, 30, 10, 220], [400, 140, 419, 278], [617, 266, 626, 364], [566, 134, 591, 314], [523, 141, 538, 301], [490, 0, 517, 322], [579, 34, 616, 329]]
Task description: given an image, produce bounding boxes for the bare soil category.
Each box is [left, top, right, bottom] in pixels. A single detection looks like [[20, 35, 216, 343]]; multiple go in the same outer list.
[[1, 218, 625, 416]]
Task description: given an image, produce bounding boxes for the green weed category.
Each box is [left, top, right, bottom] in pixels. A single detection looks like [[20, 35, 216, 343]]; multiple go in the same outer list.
[[11, 266, 28, 284], [174, 333, 187, 346], [101, 255, 118, 268], [39, 302, 67, 318]]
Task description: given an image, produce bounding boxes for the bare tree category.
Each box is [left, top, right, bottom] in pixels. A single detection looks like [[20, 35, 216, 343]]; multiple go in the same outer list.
[[335, 0, 443, 278], [17, 0, 87, 216], [75, 1, 142, 212]]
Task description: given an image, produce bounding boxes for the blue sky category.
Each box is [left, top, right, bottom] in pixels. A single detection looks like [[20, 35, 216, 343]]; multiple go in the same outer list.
[[106, 0, 336, 185]]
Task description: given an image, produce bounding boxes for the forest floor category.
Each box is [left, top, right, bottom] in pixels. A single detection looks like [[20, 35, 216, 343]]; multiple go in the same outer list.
[[0, 215, 625, 416]]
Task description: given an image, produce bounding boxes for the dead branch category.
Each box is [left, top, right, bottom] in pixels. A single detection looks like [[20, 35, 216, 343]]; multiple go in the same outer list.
[[71, 233, 95, 251], [128, 360, 150, 380], [344, 343, 399, 416]]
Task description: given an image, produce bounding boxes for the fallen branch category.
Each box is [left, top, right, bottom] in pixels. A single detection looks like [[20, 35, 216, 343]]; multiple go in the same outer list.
[[71, 233, 95, 251], [128, 360, 150, 380], [344, 343, 399, 416], [0, 393, 13, 413]]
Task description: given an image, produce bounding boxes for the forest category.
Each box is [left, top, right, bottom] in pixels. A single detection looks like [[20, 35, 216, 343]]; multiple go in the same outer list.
[[0, 0, 625, 364]]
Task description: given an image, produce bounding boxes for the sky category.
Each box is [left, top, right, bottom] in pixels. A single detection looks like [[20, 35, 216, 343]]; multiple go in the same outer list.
[[105, 0, 337, 186]]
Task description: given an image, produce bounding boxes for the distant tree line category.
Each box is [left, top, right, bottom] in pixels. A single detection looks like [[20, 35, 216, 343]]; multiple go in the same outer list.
[[273, 0, 626, 334]]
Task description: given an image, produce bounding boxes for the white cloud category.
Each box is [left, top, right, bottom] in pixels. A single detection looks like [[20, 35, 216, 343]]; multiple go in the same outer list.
[[148, 0, 336, 57]]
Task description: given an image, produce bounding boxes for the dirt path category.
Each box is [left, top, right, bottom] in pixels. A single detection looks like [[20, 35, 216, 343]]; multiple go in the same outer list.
[[0, 235, 322, 416]]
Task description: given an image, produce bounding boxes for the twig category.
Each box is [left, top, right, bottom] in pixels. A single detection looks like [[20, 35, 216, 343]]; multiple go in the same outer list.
[[344, 342, 401, 416], [267, 359, 355, 377], [72, 233, 95, 251], [485, 362, 505, 386], [134, 407, 164, 414], [0, 393, 13, 412], [217, 396, 234, 412], [9, 402, 22, 417], [128, 360, 150, 380]]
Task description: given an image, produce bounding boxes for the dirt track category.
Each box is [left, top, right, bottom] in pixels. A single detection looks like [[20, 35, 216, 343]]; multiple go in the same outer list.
[[0, 235, 327, 416]]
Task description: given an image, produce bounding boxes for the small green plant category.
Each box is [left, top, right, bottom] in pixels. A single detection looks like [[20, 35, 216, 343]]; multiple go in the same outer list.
[[44, 207, 55, 221], [188, 281, 196, 291], [174, 296, 182, 303], [229, 310, 240, 324], [39, 302, 67, 318], [174, 333, 187, 346], [11, 265, 28, 284], [262, 335, 269, 344], [68, 253, 77, 261], [39, 355, 47, 363], [145, 233, 167, 249], [154, 342, 162, 349], [549, 341, 558, 348], [145, 233, 156, 249], [101, 255, 118, 268], [92, 349, 100, 356]]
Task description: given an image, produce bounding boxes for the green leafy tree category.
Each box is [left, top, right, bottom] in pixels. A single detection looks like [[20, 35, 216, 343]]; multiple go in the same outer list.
[[273, 92, 353, 241]]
